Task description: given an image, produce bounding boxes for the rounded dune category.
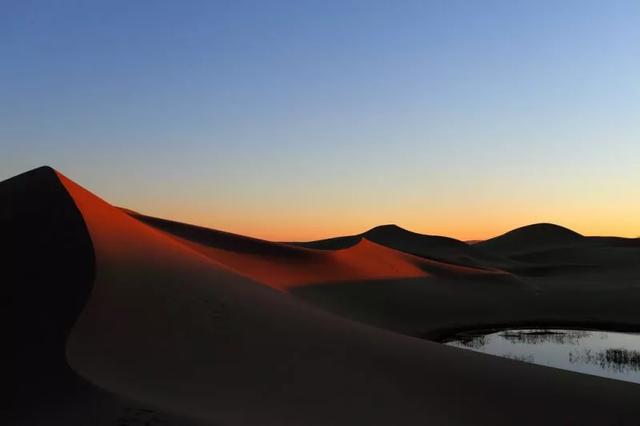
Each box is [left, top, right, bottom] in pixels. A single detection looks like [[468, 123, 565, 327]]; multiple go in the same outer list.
[[477, 223, 585, 254]]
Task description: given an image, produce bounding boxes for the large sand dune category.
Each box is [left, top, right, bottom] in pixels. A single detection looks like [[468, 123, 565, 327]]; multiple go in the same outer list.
[[7, 166, 640, 425], [125, 212, 514, 289]]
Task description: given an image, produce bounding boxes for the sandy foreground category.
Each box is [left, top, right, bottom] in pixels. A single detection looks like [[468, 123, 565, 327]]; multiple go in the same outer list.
[[7, 166, 640, 425]]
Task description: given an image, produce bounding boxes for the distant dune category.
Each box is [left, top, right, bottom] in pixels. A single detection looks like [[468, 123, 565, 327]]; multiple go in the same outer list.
[[290, 224, 512, 270], [7, 166, 640, 425], [476, 223, 584, 254]]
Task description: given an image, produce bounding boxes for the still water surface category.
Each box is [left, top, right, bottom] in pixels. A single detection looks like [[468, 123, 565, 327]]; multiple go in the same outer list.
[[446, 329, 640, 384]]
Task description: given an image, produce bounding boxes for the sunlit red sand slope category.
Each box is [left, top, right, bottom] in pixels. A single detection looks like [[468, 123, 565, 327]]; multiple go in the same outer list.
[[8, 167, 640, 425], [122, 211, 516, 289]]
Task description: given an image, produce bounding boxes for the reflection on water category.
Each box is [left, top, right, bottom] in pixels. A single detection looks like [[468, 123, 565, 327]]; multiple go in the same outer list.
[[446, 329, 640, 384], [570, 348, 640, 374], [500, 329, 590, 345]]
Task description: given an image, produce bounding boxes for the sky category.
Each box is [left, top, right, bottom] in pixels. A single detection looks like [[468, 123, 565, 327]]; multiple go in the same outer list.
[[1, 0, 639, 241]]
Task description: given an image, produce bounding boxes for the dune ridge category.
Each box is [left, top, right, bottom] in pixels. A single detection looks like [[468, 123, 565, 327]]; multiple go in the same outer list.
[[125, 211, 515, 289]]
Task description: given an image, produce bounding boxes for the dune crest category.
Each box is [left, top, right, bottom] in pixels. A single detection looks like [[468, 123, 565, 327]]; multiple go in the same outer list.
[[6, 166, 97, 422]]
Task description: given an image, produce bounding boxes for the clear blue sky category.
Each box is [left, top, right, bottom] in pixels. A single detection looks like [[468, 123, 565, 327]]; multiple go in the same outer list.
[[2, 0, 639, 239]]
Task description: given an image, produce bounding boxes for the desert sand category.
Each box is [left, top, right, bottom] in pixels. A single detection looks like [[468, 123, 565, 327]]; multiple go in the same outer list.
[[7, 166, 640, 425]]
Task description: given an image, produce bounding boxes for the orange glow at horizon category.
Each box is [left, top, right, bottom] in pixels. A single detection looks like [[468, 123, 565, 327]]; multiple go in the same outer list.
[[123, 203, 639, 243]]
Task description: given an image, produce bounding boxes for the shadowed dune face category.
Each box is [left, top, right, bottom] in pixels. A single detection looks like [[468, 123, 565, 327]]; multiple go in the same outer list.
[[4, 167, 96, 418], [287, 234, 362, 250], [124, 212, 313, 258]]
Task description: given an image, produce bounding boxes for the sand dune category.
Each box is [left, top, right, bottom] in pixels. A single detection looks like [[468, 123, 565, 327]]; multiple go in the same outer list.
[[476, 223, 585, 254], [291, 224, 513, 270], [8, 166, 640, 425], [125, 211, 514, 289]]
